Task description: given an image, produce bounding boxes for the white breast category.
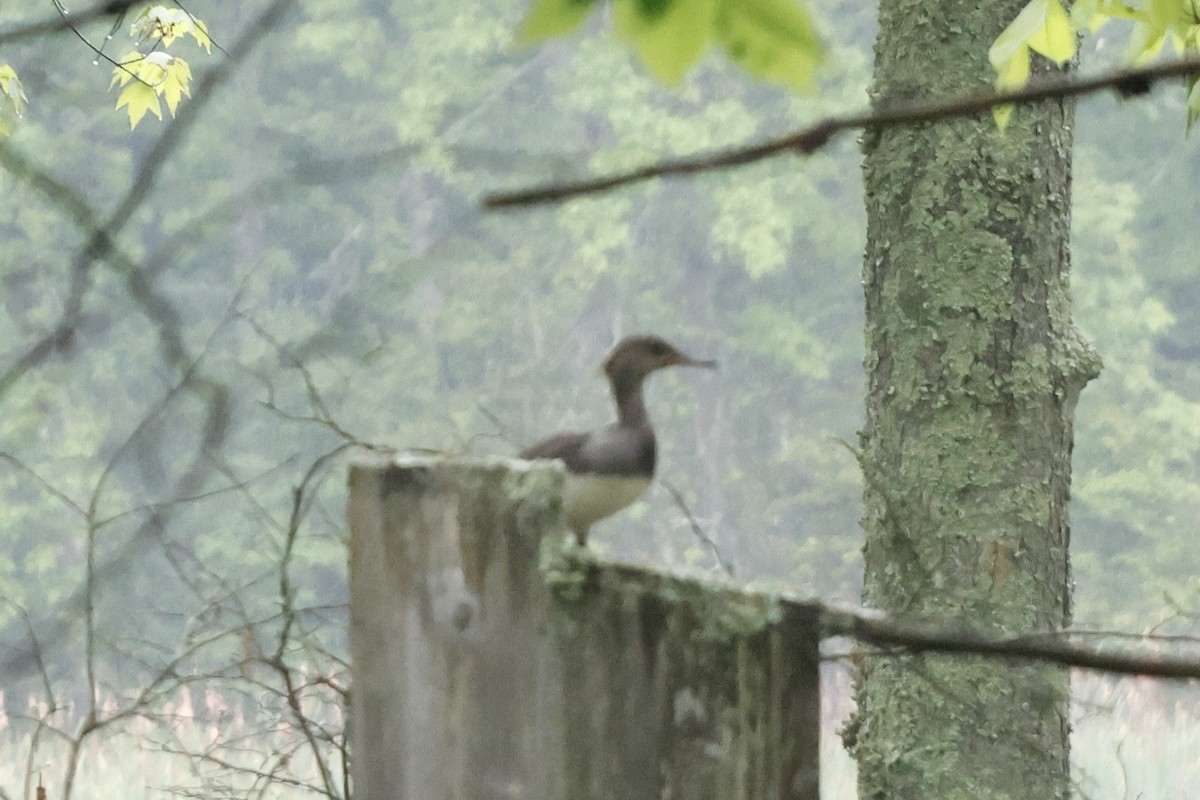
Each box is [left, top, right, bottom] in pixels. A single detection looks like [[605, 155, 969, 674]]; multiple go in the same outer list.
[[562, 473, 652, 538]]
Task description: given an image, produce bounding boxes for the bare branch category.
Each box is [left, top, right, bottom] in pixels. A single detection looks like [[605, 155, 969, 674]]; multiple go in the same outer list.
[[661, 479, 735, 577], [237, 311, 392, 451], [484, 56, 1200, 209], [50, 0, 152, 84], [0, 1, 142, 46], [0, 453, 86, 518], [259, 444, 355, 799], [820, 603, 1200, 680]]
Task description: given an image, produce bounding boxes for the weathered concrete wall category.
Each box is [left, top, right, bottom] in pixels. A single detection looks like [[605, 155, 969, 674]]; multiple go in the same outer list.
[[348, 454, 818, 800]]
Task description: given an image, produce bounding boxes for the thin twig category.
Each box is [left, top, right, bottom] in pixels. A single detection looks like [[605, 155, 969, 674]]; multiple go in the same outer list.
[[0, 0, 143, 46], [661, 479, 735, 577], [50, 0, 149, 84], [173, 0, 232, 56]]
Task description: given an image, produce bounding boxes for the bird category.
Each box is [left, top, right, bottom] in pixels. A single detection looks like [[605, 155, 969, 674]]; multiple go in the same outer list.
[[520, 334, 716, 545]]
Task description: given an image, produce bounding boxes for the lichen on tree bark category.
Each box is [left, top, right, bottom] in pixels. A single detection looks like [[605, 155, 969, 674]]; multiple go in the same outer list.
[[846, 0, 1101, 796]]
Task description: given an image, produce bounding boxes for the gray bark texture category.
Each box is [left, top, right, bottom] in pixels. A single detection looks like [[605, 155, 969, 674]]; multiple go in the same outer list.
[[847, 0, 1102, 796]]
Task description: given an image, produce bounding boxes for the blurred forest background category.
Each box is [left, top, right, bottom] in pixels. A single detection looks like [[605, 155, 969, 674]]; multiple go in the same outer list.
[[1, 0, 1199, 797]]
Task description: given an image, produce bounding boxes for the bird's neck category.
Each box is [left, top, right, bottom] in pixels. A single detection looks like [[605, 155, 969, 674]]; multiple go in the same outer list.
[[609, 372, 650, 428]]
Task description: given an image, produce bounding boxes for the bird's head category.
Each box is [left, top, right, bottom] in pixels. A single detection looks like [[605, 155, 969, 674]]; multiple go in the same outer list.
[[603, 335, 716, 383]]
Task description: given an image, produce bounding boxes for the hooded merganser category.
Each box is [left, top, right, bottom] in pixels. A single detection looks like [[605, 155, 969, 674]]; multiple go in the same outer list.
[[520, 335, 715, 545]]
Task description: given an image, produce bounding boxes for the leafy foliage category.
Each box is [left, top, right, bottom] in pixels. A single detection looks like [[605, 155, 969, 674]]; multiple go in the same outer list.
[[519, 0, 826, 91], [0, 64, 27, 137], [992, 0, 1200, 127], [988, 0, 1075, 127], [1, 1, 1200, 793], [109, 5, 211, 129], [110, 51, 194, 128], [130, 5, 213, 51]]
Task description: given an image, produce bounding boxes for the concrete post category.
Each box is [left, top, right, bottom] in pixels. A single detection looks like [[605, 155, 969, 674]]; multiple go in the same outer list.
[[348, 455, 819, 800]]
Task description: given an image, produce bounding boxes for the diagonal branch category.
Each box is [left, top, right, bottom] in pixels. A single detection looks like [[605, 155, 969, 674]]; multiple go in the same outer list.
[[820, 603, 1200, 680], [484, 55, 1200, 209], [0, 0, 143, 46]]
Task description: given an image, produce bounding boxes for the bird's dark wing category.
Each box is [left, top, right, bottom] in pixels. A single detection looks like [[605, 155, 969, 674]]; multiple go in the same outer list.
[[520, 432, 589, 465], [520, 426, 655, 477]]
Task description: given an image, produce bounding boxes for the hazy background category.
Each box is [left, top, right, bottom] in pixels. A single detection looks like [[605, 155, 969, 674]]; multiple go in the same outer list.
[[1, 0, 1199, 796]]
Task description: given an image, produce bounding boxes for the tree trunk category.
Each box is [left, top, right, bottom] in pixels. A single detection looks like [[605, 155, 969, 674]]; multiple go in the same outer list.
[[847, 0, 1101, 796]]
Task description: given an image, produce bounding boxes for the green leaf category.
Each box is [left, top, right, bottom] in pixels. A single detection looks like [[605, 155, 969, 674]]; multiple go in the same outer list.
[[160, 56, 193, 115], [1124, 23, 1170, 64], [0, 64, 28, 118], [132, 6, 191, 46], [1187, 75, 1200, 132], [988, 0, 1076, 127], [110, 50, 147, 89], [0, 64, 25, 136], [991, 0, 1049, 69], [1070, 0, 1138, 33], [129, 5, 212, 53], [1145, 0, 1192, 33], [517, 0, 822, 91], [993, 103, 1015, 130], [614, 0, 718, 84], [1028, 0, 1075, 62], [716, 0, 825, 92], [517, 0, 600, 42], [115, 81, 163, 129], [993, 43, 1031, 89], [1125, 0, 1193, 62], [109, 50, 192, 126], [191, 18, 213, 54], [990, 0, 1076, 79]]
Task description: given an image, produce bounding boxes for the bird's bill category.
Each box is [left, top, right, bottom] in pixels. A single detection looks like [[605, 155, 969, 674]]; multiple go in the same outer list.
[[672, 352, 717, 369]]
